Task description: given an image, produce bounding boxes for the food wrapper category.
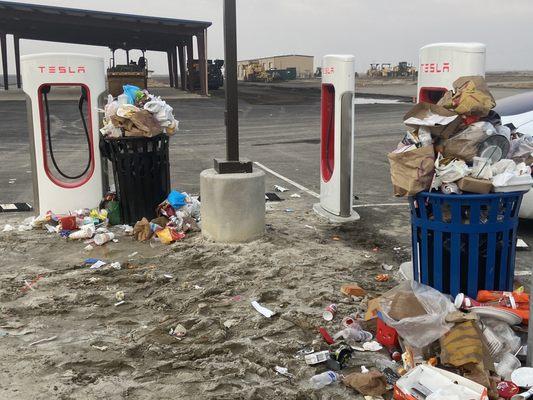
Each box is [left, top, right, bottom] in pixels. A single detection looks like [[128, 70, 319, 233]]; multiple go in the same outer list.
[[438, 76, 496, 117]]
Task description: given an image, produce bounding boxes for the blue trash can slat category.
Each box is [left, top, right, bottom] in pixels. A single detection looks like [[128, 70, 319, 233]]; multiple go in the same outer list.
[[509, 228, 518, 290], [485, 232, 497, 290], [450, 232, 461, 296], [499, 228, 510, 290], [433, 199, 443, 291]]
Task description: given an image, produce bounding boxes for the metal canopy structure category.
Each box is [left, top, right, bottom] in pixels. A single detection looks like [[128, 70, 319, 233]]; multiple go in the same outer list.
[[0, 1, 211, 94]]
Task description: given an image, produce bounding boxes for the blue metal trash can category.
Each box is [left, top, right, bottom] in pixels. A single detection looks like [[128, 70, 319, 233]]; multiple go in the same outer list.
[[409, 191, 525, 298]]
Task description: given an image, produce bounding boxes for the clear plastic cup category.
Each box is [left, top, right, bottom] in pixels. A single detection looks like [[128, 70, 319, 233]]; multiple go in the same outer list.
[[496, 352, 521, 380]]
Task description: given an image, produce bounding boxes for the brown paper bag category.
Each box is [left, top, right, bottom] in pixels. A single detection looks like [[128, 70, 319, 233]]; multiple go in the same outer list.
[[443, 123, 488, 162], [438, 76, 495, 117], [403, 102, 461, 139], [387, 146, 435, 197], [133, 217, 152, 241], [343, 370, 387, 396], [130, 110, 162, 137]]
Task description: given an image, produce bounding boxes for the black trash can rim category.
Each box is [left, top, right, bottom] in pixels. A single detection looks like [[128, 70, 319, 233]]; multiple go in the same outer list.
[[103, 133, 166, 142]]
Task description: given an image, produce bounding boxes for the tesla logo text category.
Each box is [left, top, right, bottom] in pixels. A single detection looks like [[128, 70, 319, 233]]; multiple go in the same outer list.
[[38, 66, 86, 74], [420, 62, 450, 73], [323, 67, 335, 75]]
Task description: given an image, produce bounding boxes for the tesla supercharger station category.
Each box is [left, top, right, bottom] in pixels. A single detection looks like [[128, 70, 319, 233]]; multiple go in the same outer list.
[[313, 55, 359, 222], [417, 42, 486, 104], [21, 53, 106, 214]]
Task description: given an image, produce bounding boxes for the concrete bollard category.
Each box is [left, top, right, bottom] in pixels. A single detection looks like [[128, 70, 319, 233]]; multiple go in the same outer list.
[[200, 168, 265, 242]]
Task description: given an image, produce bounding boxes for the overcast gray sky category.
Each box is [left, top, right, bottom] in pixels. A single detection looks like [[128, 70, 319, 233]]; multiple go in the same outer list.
[[3, 0, 533, 73]]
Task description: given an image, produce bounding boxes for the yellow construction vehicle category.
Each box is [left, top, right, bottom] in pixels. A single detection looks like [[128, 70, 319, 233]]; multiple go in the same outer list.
[[366, 63, 381, 78], [243, 61, 272, 83]]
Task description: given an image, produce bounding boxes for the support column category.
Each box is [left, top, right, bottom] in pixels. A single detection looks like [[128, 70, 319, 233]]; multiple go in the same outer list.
[[126, 49, 130, 64], [171, 46, 179, 89], [177, 44, 186, 91], [14, 35, 21, 89], [0, 33, 8, 90], [197, 31, 208, 96], [166, 50, 174, 87], [186, 36, 194, 91]]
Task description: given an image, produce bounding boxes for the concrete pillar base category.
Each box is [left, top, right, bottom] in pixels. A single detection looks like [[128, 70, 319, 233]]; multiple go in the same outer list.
[[200, 168, 265, 242]]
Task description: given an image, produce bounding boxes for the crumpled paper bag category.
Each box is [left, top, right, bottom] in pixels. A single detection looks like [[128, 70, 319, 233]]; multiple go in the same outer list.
[[438, 76, 496, 117], [343, 370, 387, 396], [387, 145, 435, 196], [133, 217, 152, 241]]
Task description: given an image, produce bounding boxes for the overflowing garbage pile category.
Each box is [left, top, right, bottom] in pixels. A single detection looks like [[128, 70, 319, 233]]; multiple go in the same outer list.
[[2, 207, 114, 242], [302, 280, 532, 399], [100, 84, 178, 138], [2, 190, 200, 247], [388, 76, 533, 196], [132, 190, 201, 245]]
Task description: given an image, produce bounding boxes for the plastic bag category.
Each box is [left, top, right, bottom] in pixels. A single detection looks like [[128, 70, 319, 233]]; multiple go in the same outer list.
[[443, 122, 495, 162], [508, 135, 533, 161], [379, 281, 455, 348], [432, 153, 469, 189], [167, 191, 188, 209], [122, 84, 141, 104], [104, 94, 118, 120]]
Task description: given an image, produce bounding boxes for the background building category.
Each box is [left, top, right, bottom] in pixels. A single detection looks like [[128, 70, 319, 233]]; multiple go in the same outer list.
[[238, 54, 314, 80]]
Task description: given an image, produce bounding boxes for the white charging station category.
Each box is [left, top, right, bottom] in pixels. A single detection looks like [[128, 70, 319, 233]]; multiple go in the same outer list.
[[418, 42, 486, 104], [313, 55, 359, 223], [21, 53, 106, 214]]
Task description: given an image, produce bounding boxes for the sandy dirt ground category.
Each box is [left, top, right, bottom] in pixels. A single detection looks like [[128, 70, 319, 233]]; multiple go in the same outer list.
[[0, 196, 410, 400]]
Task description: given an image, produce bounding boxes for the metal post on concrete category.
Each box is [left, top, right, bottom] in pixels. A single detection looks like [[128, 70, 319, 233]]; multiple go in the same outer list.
[[213, 0, 252, 173], [171, 46, 179, 89], [200, 0, 264, 243], [167, 50, 174, 88], [197, 31, 208, 96], [0, 33, 8, 90], [186, 36, 194, 91], [126, 49, 130, 64], [14, 35, 21, 89], [177, 44, 186, 91]]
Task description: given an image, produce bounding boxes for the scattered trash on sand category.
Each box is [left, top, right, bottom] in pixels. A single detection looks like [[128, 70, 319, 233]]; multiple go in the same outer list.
[[29, 336, 58, 347], [273, 185, 289, 192], [274, 365, 294, 379], [251, 301, 276, 318]]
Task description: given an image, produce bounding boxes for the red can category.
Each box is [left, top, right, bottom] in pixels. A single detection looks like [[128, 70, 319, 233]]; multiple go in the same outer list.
[[60, 215, 77, 231], [497, 381, 519, 399]]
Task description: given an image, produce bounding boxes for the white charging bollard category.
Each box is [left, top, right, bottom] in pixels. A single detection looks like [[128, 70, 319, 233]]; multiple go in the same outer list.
[[313, 55, 359, 223]]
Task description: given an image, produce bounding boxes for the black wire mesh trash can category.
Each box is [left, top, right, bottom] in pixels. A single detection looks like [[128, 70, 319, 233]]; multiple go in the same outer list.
[[101, 134, 170, 225], [409, 191, 526, 299]]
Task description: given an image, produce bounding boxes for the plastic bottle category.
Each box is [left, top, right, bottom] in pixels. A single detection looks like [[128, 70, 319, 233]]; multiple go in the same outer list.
[[309, 371, 339, 389]]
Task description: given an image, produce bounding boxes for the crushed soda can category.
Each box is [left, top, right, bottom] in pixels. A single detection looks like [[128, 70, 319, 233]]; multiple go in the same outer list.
[[323, 304, 337, 321]]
